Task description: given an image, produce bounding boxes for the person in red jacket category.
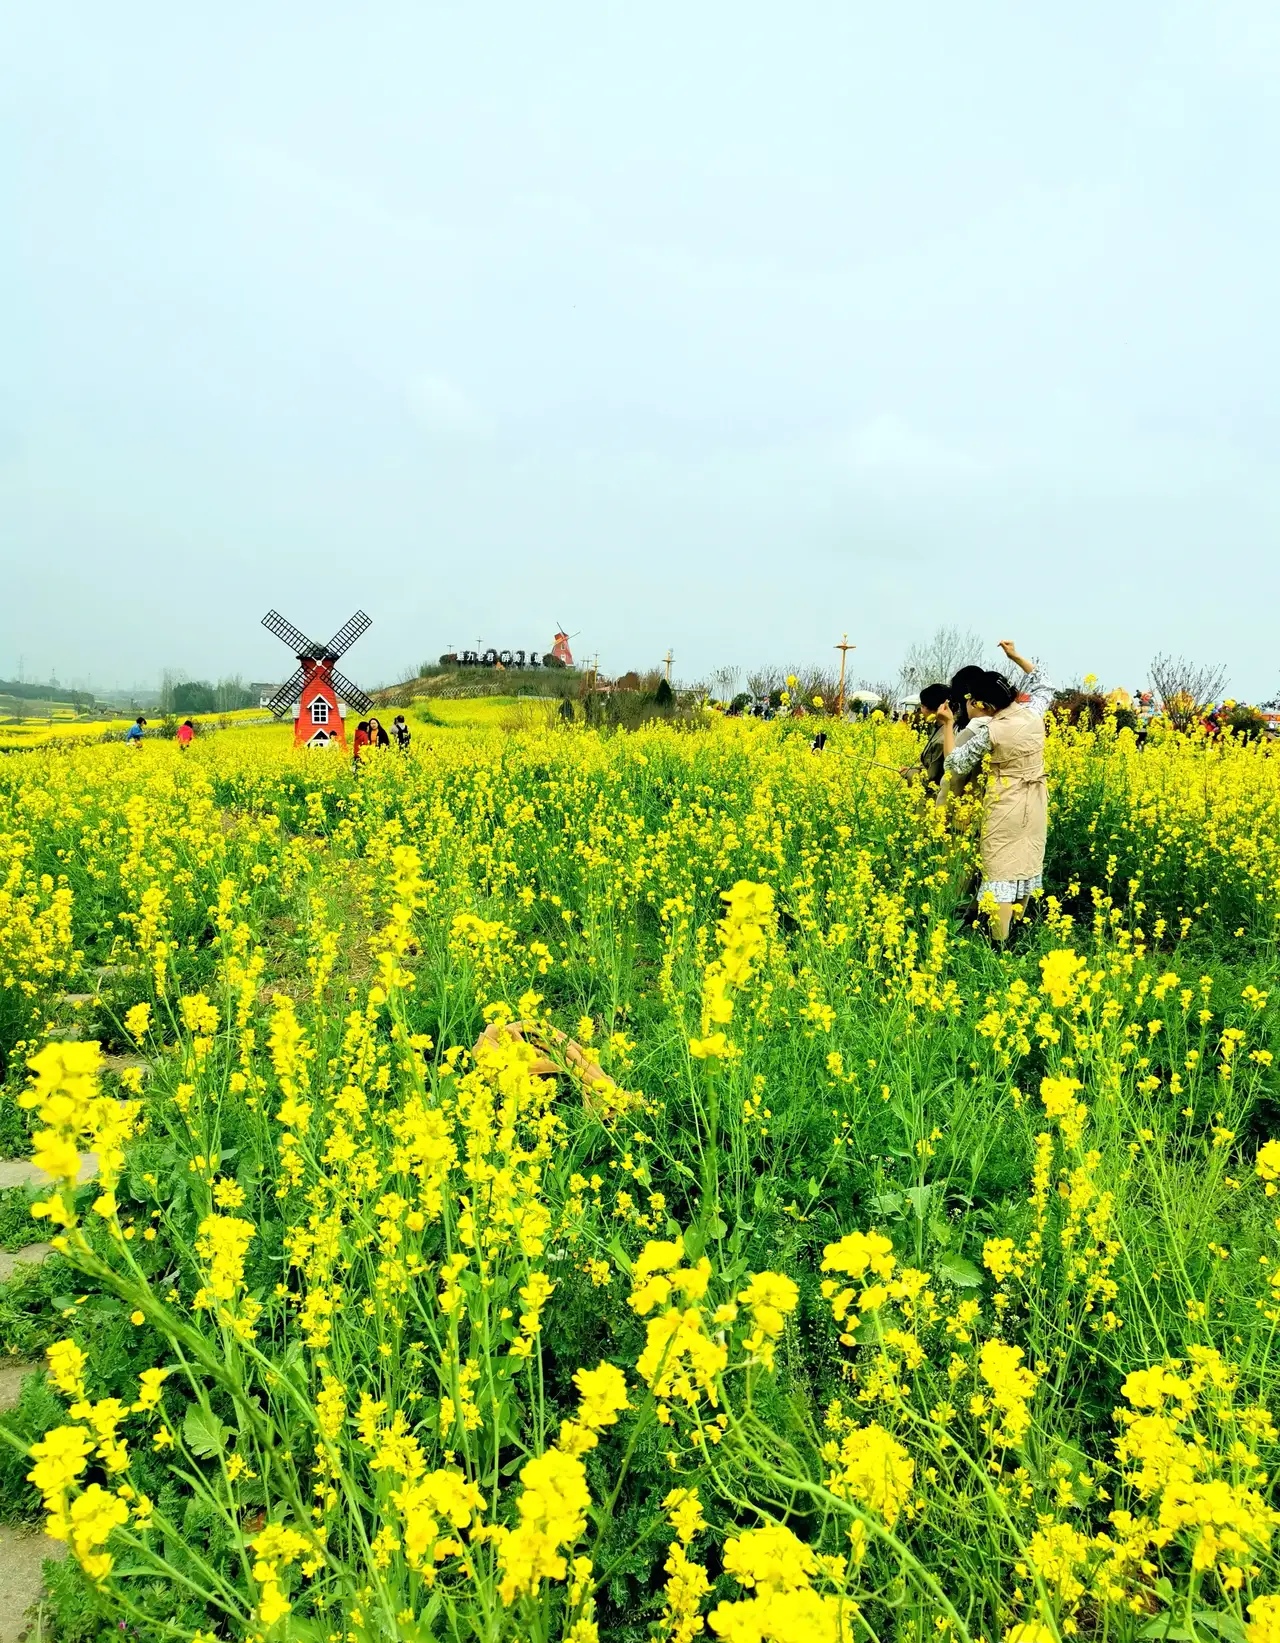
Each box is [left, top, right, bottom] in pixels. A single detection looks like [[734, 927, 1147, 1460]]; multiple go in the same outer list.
[[352, 720, 370, 775], [176, 720, 195, 750]]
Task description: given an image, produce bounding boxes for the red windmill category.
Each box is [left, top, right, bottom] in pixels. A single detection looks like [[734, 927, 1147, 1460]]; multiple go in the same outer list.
[[551, 622, 579, 668], [262, 608, 374, 750]]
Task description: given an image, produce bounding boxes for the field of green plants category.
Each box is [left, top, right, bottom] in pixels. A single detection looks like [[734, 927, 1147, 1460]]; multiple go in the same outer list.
[[0, 715, 1278, 1643]]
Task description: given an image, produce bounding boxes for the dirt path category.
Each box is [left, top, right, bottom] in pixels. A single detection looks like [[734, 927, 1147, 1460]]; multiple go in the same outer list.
[[0, 1527, 66, 1643]]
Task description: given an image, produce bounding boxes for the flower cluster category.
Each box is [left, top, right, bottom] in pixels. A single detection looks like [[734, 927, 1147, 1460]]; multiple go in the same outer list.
[[689, 880, 775, 1059], [21, 1041, 139, 1231]]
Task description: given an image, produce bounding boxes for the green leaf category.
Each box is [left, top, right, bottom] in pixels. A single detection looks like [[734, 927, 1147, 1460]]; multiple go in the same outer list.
[[1138, 1619, 1194, 1642], [935, 1252, 982, 1288], [903, 1184, 933, 1221], [868, 1192, 903, 1218], [183, 1405, 228, 1459], [1192, 1611, 1247, 1643]]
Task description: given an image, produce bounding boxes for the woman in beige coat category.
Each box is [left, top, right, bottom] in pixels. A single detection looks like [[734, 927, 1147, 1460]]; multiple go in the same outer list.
[[937, 641, 1054, 942]]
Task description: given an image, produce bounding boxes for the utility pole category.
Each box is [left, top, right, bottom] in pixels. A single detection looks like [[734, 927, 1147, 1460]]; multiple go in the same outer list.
[[834, 633, 856, 717], [663, 649, 674, 684]]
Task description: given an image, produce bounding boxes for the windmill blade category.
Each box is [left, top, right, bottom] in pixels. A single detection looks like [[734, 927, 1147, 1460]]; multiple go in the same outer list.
[[330, 667, 373, 713], [325, 610, 371, 659], [266, 667, 306, 718], [263, 609, 323, 658]]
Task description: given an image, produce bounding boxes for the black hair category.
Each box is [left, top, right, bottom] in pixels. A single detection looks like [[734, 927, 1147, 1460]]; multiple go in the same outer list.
[[976, 671, 1019, 712], [948, 665, 1017, 715], [948, 665, 986, 696], [947, 666, 984, 728], [919, 683, 950, 711]]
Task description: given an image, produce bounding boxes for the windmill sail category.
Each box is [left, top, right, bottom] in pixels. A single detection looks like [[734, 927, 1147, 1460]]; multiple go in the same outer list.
[[263, 610, 323, 658], [330, 667, 373, 713], [266, 668, 307, 718], [325, 610, 372, 659]]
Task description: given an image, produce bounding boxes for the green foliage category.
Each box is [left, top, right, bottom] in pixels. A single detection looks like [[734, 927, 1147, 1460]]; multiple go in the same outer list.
[[1227, 704, 1269, 741], [172, 682, 217, 714]]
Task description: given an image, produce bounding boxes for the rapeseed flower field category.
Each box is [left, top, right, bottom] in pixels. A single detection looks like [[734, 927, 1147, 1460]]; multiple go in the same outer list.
[[0, 707, 267, 753], [0, 715, 1277, 1643]]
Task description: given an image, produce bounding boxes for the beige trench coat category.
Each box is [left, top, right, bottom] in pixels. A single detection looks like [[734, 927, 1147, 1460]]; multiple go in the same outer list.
[[981, 703, 1048, 883]]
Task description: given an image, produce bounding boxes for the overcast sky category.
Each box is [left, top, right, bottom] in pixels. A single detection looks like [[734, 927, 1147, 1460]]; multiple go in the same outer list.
[[4, 2, 1278, 698]]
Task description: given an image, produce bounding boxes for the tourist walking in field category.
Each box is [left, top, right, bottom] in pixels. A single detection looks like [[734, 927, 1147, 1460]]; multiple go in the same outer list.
[[1135, 690, 1156, 749], [937, 640, 1053, 943], [176, 719, 194, 750], [352, 719, 370, 774], [353, 716, 389, 775], [391, 713, 411, 752]]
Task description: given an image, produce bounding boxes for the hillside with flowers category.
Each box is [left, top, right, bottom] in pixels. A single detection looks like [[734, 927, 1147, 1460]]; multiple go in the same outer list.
[[0, 713, 1278, 1643]]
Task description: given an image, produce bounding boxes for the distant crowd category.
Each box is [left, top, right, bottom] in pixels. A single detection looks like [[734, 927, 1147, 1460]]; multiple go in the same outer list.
[[120, 710, 414, 770]]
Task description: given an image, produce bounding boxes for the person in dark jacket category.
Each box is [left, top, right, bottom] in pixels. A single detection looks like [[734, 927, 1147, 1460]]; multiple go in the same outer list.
[[391, 713, 411, 751], [901, 684, 950, 792]]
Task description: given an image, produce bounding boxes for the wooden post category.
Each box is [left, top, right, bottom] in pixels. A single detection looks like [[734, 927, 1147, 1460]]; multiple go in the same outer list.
[[663, 650, 674, 684], [834, 634, 856, 716]]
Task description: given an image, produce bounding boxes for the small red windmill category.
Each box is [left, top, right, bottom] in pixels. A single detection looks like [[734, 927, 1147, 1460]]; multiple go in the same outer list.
[[551, 622, 579, 668], [262, 608, 374, 750]]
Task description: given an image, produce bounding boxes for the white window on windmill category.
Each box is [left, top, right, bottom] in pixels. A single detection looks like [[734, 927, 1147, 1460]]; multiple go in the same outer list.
[[310, 697, 330, 726]]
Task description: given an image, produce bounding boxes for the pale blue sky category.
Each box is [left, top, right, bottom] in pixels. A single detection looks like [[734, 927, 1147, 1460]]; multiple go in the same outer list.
[[4, 2, 1278, 697]]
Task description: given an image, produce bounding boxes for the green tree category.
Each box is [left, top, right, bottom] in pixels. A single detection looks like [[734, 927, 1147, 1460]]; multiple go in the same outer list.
[[173, 681, 217, 714]]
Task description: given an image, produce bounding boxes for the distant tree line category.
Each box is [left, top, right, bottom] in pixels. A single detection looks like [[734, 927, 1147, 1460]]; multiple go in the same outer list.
[[0, 679, 96, 709], [166, 676, 259, 715]]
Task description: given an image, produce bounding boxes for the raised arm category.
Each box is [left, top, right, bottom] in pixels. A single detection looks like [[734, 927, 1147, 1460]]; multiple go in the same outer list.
[[997, 639, 1035, 675], [998, 640, 1054, 714]]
